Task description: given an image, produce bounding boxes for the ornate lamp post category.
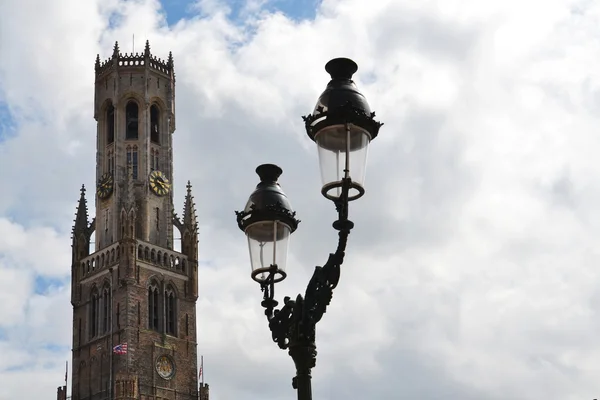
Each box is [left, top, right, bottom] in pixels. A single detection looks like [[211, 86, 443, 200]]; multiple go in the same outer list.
[[235, 58, 383, 400]]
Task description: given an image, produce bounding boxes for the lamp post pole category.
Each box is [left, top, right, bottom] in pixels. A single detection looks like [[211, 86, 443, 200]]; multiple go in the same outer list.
[[235, 58, 383, 400]]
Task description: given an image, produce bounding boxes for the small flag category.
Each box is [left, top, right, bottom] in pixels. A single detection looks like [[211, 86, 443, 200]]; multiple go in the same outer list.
[[113, 343, 128, 354], [199, 355, 204, 385]]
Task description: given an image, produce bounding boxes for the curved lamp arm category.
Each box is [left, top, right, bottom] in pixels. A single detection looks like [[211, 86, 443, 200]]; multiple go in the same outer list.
[[258, 177, 353, 400]]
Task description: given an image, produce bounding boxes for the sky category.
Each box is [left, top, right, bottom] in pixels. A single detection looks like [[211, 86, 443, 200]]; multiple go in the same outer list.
[[1, 0, 600, 399]]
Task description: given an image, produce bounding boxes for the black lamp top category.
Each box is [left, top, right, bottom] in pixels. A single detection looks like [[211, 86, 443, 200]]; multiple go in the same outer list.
[[303, 57, 382, 142], [236, 164, 300, 234], [256, 164, 283, 183], [312, 57, 371, 116], [325, 58, 358, 80], [244, 164, 293, 215]]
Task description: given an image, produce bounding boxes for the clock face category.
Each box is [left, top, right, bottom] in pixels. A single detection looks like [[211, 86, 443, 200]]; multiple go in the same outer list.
[[149, 170, 171, 196], [97, 173, 114, 199], [156, 355, 175, 380]]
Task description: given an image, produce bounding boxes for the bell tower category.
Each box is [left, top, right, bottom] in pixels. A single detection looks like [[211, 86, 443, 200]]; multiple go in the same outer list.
[[93, 40, 176, 250], [66, 41, 205, 400]]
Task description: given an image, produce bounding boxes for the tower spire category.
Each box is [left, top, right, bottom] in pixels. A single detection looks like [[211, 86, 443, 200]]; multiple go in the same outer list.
[[71, 184, 94, 277], [174, 180, 200, 300], [113, 41, 120, 58], [182, 181, 198, 232], [73, 185, 90, 234], [144, 40, 150, 56]]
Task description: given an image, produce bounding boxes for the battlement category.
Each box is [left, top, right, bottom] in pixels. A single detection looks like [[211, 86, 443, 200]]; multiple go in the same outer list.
[[95, 40, 173, 79], [199, 383, 210, 400], [56, 385, 67, 400]]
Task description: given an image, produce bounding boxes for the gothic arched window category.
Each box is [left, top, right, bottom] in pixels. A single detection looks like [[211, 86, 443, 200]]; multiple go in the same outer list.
[[106, 104, 115, 144], [90, 287, 99, 339], [148, 282, 160, 331], [165, 285, 176, 335], [125, 101, 139, 140], [150, 104, 160, 143]]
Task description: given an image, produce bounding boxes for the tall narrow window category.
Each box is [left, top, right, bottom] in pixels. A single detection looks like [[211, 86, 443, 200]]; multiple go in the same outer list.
[[150, 150, 155, 172], [107, 150, 114, 174], [132, 146, 138, 180], [165, 287, 176, 335], [104, 209, 109, 238], [148, 284, 160, 331], [154, 150, 159, 170], [125, 101, 138, 139], [102, 286, 110, 333], [78, 362, 86, 399], [126, 146, 139, 180], [106, 104, 115, 144], [150, 104, 160, 143], [90, 289, 99, 339]]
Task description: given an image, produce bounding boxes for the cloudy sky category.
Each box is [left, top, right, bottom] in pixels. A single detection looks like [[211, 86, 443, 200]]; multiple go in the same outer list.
[[2, 0, 600, 399]]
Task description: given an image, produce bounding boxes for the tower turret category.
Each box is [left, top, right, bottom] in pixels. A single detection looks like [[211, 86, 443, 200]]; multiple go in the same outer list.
[[71, 185, 94, 305], [174, 181, 199, 299]]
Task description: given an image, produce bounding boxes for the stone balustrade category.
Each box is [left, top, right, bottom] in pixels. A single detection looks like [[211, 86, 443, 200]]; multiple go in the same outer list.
[[80, 241, 121, 277], [80, 240, 187, 278], [135, 239, 188, 274]]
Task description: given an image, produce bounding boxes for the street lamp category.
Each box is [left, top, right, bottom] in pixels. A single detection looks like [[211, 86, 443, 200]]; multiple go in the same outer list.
[[235, 57, 383, 400]]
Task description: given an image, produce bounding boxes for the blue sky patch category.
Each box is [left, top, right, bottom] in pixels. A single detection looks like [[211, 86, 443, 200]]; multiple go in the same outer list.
[[5, 364, 29, 372], [260, 0, 320, 21], [0, 101, 17, 143], [42, 343, 70, 352], [159, 0, 320, 26], [34, 276, 67, 295]]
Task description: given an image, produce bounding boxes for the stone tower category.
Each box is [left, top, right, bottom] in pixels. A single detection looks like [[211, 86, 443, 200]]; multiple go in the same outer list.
[[66, 41, 204, 400]]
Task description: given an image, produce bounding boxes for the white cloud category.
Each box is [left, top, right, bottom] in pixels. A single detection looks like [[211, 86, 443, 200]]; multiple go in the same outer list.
[[2, 0, 600, 399]]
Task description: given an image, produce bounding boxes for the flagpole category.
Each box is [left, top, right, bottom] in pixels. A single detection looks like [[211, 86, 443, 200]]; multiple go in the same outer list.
[[65, 360, 68, 395]]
